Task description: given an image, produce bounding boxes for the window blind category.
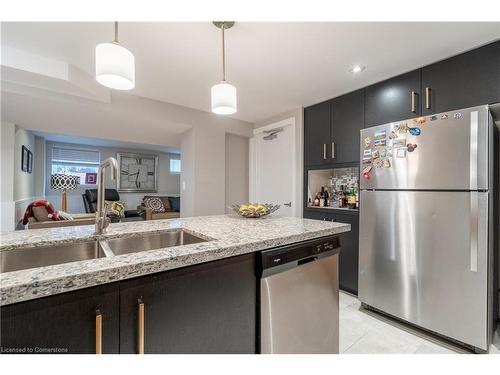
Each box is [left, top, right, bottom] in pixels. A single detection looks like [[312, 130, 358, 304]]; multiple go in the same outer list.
[[52, 146, 100, 165]]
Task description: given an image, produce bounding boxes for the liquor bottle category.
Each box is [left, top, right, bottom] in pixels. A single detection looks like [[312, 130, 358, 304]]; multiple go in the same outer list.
[[354, 182, 359, 209], [313, 193, 320, 206], [338, 186, 345, 208], [347, 185, 356, 209], [323, 186, 330, 206]]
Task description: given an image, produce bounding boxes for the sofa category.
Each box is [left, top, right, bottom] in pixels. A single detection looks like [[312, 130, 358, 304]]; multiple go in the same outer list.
[[139, 196, 180, 220], [27, 210, 96, 229]]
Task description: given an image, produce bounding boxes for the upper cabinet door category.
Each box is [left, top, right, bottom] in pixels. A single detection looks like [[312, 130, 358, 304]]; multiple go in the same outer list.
[[365, 69, 421, 127], [304, 100, 331, 166], [422, 41, 500, 115], [331, 89, 365, 163]]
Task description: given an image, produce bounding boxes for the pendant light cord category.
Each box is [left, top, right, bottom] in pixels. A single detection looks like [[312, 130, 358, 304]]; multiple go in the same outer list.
[[114, 21, 119, 43], [221, 23, 226, 82]]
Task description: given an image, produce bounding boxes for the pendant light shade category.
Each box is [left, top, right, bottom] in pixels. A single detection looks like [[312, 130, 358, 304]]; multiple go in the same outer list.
[[211, 21, 237, 115], [95, 22, 135, 90], [211, 81, 237, 115]]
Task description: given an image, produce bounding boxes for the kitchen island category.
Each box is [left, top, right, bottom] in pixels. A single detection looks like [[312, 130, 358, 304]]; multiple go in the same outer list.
[[0, 215, 349, 353]]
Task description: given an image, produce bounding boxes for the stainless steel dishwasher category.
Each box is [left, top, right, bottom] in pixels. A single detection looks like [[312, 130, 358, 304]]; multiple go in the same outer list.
[[259, 236, 341, 354]]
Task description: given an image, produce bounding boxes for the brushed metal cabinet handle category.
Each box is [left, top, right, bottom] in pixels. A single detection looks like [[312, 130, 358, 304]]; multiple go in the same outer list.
[[95, 310, 102, 355], [137, 299, 145, 354], [425, 87, 431, 110], [331, 142, 335, 159], [411, 91, 417, 113], [323, 144, 327, 160]]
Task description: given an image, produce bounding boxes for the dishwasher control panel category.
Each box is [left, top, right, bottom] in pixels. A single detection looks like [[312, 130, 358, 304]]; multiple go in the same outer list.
[[261, 236, 340, 270]]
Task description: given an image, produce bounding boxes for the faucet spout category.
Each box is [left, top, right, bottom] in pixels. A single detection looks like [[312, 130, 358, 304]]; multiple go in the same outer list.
[[95, 157, 118, 235]]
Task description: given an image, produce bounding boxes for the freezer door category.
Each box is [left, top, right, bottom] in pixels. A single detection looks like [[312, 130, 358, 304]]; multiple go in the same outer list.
[[358, 190, 489, 350], [359, 105, 490, 190]]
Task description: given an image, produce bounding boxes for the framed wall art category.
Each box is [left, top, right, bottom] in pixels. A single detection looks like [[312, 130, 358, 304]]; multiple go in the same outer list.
[[27, 150, 33, 174], [21, 145, 29, 172], [116, 152, 159, 192]]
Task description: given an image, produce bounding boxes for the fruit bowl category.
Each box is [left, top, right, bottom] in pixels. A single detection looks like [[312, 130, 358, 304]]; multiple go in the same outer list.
[[230, 203, 280, 218]]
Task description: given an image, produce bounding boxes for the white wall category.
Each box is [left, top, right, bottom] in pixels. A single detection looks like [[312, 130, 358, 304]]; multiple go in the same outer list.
[[180, 122, 253, 218], [253, 107, 304, 217], [0, 122, 16, 232], [225, 134, 249, 213], [34, 136, 46, 197], [14, 125, 36, 201], [45, 141, 181, 213], [12, 125, 46, 227], [180, 126, 225, 217]]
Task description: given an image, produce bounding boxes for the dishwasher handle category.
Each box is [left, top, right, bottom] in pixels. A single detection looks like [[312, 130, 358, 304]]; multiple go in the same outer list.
[[297, 256, 318, 266]]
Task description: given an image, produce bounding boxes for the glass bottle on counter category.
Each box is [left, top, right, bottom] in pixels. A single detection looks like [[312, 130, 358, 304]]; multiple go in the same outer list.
[[347, 185, 357, 209], [355, 182, 359, 209], [338, 186, 346, 208]]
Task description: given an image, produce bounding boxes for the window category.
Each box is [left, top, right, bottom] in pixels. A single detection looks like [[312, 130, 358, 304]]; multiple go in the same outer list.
[[51, 146, 100, 185], [170, 158, 181, 174]]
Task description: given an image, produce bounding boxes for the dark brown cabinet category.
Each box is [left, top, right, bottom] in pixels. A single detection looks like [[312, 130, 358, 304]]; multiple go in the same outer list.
[[304, 90, 365, 166], [0, 283, 120, 354], [422, 41, 500, 115], [304, 100, 331, 166], [119, 254, 257, 354], [303, 208, 359, 294], [331, 89, 365, 163], [364, 69, 421, 127], [1, 254, 257, 354]]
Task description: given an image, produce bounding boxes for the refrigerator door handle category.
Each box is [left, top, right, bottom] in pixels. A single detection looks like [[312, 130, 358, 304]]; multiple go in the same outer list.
[[469, 110, 479, 191], [469, 192, 478, 272]]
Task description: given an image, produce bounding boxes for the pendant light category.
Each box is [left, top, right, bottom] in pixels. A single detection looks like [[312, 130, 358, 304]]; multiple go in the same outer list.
[[211, 21, 237, 115], [95, 22, 135, 90]]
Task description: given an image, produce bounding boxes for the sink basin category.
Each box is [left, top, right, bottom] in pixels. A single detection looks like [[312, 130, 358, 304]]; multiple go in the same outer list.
[[102, 230, 207, 256], [0, 241, 106, 273], [0, 230, 208, 273]]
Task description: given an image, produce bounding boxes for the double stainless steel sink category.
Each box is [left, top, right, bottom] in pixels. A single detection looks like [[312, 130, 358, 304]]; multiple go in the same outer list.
[[0, 230, 207, 274]]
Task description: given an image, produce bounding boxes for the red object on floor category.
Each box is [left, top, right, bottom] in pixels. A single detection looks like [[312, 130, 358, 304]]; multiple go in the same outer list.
[[22, 200, 60, 225]]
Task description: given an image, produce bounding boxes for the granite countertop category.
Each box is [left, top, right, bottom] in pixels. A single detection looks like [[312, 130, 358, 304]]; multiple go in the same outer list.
[[0, 215, 350, 306]]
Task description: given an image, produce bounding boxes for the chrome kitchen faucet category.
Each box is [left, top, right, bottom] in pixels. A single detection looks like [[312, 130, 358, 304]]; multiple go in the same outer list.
[[95, 157, 118, 235]]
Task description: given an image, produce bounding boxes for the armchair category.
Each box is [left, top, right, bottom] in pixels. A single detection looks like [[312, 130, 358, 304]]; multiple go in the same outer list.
[[83, 189, 145, 222]]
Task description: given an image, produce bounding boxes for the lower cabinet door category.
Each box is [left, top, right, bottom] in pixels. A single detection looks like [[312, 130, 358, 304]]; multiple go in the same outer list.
[[0, 283, 120, 354], [119, 254, 257, 354], [304, 209, 359, 294], [332, 213, 359, 295]]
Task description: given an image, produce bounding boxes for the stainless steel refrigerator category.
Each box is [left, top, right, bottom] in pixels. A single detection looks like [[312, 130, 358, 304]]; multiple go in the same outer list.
[[358, 105, 497, 353]]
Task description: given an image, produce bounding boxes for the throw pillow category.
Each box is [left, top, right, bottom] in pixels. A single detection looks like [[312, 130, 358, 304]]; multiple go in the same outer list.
[[32, 206, 50, 222], [159, 197, 171, 212], [105, 200, 126, 218], [168, 196, 180, 212], [143, 197, 166, 213]]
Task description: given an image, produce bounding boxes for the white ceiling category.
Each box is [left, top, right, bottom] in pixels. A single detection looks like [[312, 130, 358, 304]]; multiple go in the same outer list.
[[2, 22, 499, 123]]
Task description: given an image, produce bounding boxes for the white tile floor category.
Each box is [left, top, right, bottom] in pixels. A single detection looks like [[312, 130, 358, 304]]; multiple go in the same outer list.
[[339, 291, 500, 354]]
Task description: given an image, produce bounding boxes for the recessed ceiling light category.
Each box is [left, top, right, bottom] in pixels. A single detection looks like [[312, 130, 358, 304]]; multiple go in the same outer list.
[[350, 65, 365, 74]]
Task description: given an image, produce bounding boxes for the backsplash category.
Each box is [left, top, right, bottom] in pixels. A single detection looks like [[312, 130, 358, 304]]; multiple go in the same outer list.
[[329, 167, 359, 191]]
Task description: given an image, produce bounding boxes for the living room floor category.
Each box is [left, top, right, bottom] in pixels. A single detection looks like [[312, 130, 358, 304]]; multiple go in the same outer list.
[[339, 291, 500, 354]]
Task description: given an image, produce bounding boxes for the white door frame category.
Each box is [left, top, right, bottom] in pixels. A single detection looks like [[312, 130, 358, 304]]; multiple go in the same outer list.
[[249, 117, 298, 217]]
